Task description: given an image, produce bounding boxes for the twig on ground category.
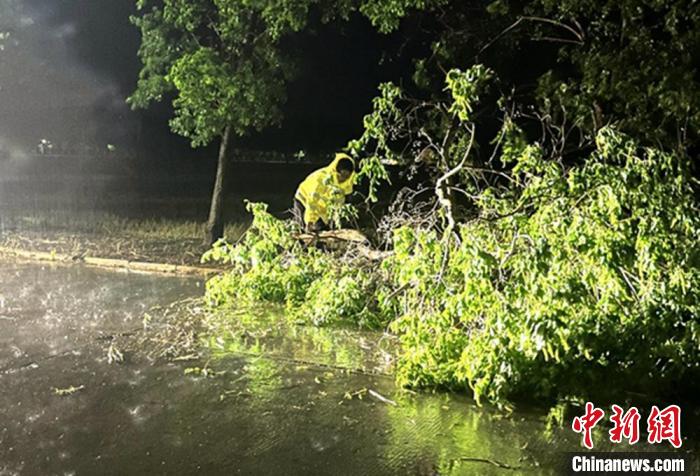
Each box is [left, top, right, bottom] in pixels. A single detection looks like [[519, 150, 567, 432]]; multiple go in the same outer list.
[[368, 389, 397, 406]]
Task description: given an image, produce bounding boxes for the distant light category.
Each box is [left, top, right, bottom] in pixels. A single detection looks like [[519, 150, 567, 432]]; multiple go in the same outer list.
[[37, 139, 53, 155]]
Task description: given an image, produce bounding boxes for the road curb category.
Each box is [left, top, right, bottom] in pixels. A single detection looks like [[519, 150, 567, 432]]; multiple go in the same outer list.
[[0, 246, 223, 277]]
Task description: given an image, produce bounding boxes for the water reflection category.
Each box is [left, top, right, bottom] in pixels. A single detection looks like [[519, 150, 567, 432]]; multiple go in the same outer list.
[[205, 306, 396, 375]]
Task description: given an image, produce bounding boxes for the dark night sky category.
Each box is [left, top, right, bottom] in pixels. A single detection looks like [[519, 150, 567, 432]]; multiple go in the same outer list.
[[0, 0, 421, 160]]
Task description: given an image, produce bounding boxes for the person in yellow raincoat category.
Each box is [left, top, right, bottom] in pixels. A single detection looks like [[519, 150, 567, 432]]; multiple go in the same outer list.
[[294, 153, 355, 232]]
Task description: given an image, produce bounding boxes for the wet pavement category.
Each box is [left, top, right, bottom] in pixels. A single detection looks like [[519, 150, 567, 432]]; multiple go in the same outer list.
[[0, 259, 692, 475]]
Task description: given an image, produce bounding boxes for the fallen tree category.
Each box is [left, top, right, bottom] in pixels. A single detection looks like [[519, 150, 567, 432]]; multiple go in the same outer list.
[[202, 67, 700, 409]]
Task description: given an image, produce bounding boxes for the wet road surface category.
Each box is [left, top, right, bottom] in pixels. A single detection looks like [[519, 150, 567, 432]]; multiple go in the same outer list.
[[0, 259, 689, 475]]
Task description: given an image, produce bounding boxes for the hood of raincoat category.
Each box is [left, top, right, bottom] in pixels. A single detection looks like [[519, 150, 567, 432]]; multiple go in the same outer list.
[[327, 152, 356, 193]]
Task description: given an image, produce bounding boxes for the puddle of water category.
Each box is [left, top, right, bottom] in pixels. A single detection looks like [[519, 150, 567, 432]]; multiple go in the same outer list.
[[204, 306, 397, 376], [0, 259, 694, 475]]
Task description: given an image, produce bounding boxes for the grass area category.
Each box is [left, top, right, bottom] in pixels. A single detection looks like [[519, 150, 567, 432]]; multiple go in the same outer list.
[[0, 210, 248, 266]]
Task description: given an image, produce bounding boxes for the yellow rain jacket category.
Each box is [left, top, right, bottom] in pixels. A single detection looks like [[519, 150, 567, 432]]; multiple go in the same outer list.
[[295, 153, 355, 225]]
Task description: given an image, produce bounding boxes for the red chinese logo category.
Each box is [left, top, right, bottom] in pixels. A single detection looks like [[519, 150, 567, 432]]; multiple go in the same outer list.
[[609, 404, 640, 444], [647, 405, 682, 449], [572, 402, 605, 449], [572, 403, 682, 449]]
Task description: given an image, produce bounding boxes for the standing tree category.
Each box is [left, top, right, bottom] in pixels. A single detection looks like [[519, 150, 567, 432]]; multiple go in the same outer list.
[[129, 0, 305, 244]]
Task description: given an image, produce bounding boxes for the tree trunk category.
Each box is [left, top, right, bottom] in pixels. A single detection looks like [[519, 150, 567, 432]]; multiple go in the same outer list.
[[204, 125, 232, 246]]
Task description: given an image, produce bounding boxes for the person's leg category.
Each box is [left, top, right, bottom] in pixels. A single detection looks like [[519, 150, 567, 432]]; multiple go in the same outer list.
[[292, 198, 306, 229], [308, 220, 327, 233]]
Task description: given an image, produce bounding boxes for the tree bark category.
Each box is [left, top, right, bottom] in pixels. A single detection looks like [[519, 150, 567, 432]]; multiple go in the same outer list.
[[204, 125, 232, 246]]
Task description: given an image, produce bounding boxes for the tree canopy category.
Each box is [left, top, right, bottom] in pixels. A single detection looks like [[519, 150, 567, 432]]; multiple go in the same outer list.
[[520, 0, 700, 152], [129, 0, 294, 145], [410, 0, 700, 153], [128, 0, 449, 147]]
